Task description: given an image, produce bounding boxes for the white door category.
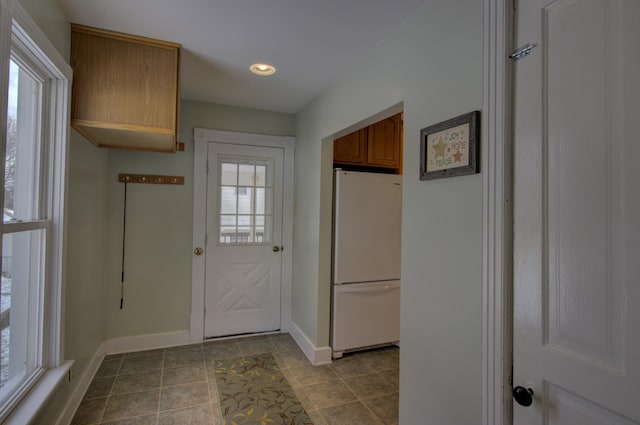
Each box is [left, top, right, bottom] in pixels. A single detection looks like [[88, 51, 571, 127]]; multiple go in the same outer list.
[[513, 0, 640, 423], [204, 142, 284, 338]]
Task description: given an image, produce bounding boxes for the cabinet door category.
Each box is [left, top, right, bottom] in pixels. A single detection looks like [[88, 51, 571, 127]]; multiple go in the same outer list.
[[367, 113, 402, 168], [333, 129, 367, 165]]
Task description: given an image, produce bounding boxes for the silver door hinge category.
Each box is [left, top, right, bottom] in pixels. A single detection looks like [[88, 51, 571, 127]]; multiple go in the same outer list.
[[509, 43, 537, 60]]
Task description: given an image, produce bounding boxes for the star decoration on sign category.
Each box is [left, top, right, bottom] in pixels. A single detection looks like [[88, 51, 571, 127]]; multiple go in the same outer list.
[[432, 138, 448, 159], [453, 150, 463, 163]]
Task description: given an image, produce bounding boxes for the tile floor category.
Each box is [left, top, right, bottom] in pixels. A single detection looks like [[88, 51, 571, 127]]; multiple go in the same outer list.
[[72, 333, 399, 425]]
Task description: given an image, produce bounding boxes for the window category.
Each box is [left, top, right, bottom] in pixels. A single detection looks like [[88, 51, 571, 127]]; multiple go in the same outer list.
[[0, 0, 72, 421], [218, 156, 273, 244]]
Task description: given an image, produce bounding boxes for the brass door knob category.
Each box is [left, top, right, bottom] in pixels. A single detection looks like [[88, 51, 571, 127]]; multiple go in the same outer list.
[[272, 245, 284, 252], [194, 247, 203, 256]]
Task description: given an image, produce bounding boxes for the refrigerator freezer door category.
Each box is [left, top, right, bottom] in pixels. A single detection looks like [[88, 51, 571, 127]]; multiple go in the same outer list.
[[333, 170, 402, 284], [332, 280, 400, 353]]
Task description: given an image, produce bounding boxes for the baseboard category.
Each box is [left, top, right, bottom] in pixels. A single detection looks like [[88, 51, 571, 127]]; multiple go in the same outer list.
[[104, 330, 190, 354], [289, 322, 333, 366], [55, 342, 106, 425]]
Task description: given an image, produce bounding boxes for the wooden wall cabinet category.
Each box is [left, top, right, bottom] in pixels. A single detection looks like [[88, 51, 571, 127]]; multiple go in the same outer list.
[[70, 24, 181, 152], [333, 112, 402, 173]]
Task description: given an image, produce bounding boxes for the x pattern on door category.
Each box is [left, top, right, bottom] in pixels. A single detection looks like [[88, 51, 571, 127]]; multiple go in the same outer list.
[[213, 262, 273, 313]]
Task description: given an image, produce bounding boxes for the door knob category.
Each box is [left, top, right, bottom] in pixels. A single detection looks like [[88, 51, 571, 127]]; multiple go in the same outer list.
[[272, 245, 283, 252], [513, 386, 534, 407], [194, 247, 203, 256]]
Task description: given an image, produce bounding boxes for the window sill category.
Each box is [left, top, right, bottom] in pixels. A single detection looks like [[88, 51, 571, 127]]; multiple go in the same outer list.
[[4, 360, 74, 425]]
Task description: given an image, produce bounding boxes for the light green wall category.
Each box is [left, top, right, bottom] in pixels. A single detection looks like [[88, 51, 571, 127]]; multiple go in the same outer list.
[[181, 100, 296, 138], [104, 100, 295, 338], [19, 0, 69, 59], [105, 148, 193, 336], [61, 130, 109, 402], [33, 131, 109, 425], [294, 0, 484, 423]]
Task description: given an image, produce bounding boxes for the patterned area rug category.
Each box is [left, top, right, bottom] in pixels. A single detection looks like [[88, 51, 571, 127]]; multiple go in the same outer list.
[[213, 352, 313, 425]]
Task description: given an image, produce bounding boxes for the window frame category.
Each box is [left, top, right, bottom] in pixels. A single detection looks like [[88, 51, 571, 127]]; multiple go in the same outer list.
[[0, 0, 73, 422]]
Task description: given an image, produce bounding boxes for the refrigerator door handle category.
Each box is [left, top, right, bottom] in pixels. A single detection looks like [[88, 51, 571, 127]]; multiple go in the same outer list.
[[337, 283, 400, 293]]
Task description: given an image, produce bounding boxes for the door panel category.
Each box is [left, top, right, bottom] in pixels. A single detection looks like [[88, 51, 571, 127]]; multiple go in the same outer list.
[[513, 0, 639, 423], [204, 143, 284, 338], [544, 384, 637, 425], [544, 0, 625, 371]]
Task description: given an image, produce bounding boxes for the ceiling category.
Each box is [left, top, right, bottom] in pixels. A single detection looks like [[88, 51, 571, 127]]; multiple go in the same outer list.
[[57, 0, 428, 114]]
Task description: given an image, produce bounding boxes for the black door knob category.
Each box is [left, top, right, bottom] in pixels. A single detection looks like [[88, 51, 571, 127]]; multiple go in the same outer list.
[[513, 386, 534, 406]]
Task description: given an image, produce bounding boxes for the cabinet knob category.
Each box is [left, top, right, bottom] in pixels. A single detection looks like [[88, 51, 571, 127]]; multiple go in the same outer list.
[[194, 247, 203, 256]]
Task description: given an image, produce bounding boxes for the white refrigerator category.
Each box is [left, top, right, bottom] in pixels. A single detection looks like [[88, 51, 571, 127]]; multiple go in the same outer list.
[[331, 169, 401, 357]]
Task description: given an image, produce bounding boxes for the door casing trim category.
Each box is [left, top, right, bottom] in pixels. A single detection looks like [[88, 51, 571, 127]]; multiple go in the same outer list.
[[190, 128, 295, 343], [482, 0, 512, 424]]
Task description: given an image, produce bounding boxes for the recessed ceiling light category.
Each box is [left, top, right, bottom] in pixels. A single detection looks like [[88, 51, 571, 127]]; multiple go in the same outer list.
[[250, 63, 276, 76]]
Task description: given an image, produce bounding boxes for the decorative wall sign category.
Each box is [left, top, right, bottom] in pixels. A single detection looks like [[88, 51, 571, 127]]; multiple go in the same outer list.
[[420, 111, 480, 180]]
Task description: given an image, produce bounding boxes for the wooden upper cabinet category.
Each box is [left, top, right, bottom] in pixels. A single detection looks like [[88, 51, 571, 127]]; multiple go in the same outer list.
[[70, 24, 181, 152], [333, 129, 367, 165], [367, 113, 402, 168], [333, 112, 403, 173]]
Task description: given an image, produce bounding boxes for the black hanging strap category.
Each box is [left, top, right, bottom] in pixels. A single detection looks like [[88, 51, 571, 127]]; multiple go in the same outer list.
[[120, 181, 127, 309]]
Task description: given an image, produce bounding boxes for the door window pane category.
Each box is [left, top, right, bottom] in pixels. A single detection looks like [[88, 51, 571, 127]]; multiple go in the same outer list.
[[237, 187, 253, 215], [220, 163, 237, 186], [260, 217, 272, 242], [220, 215, 237, 243], [258, 188, 273, 215], [255, 165, 266, 187], [217, 156, 274, 245], [220, 187, 237, 214], [238, 163, 254, 186], [255, 188, 265, 215]]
